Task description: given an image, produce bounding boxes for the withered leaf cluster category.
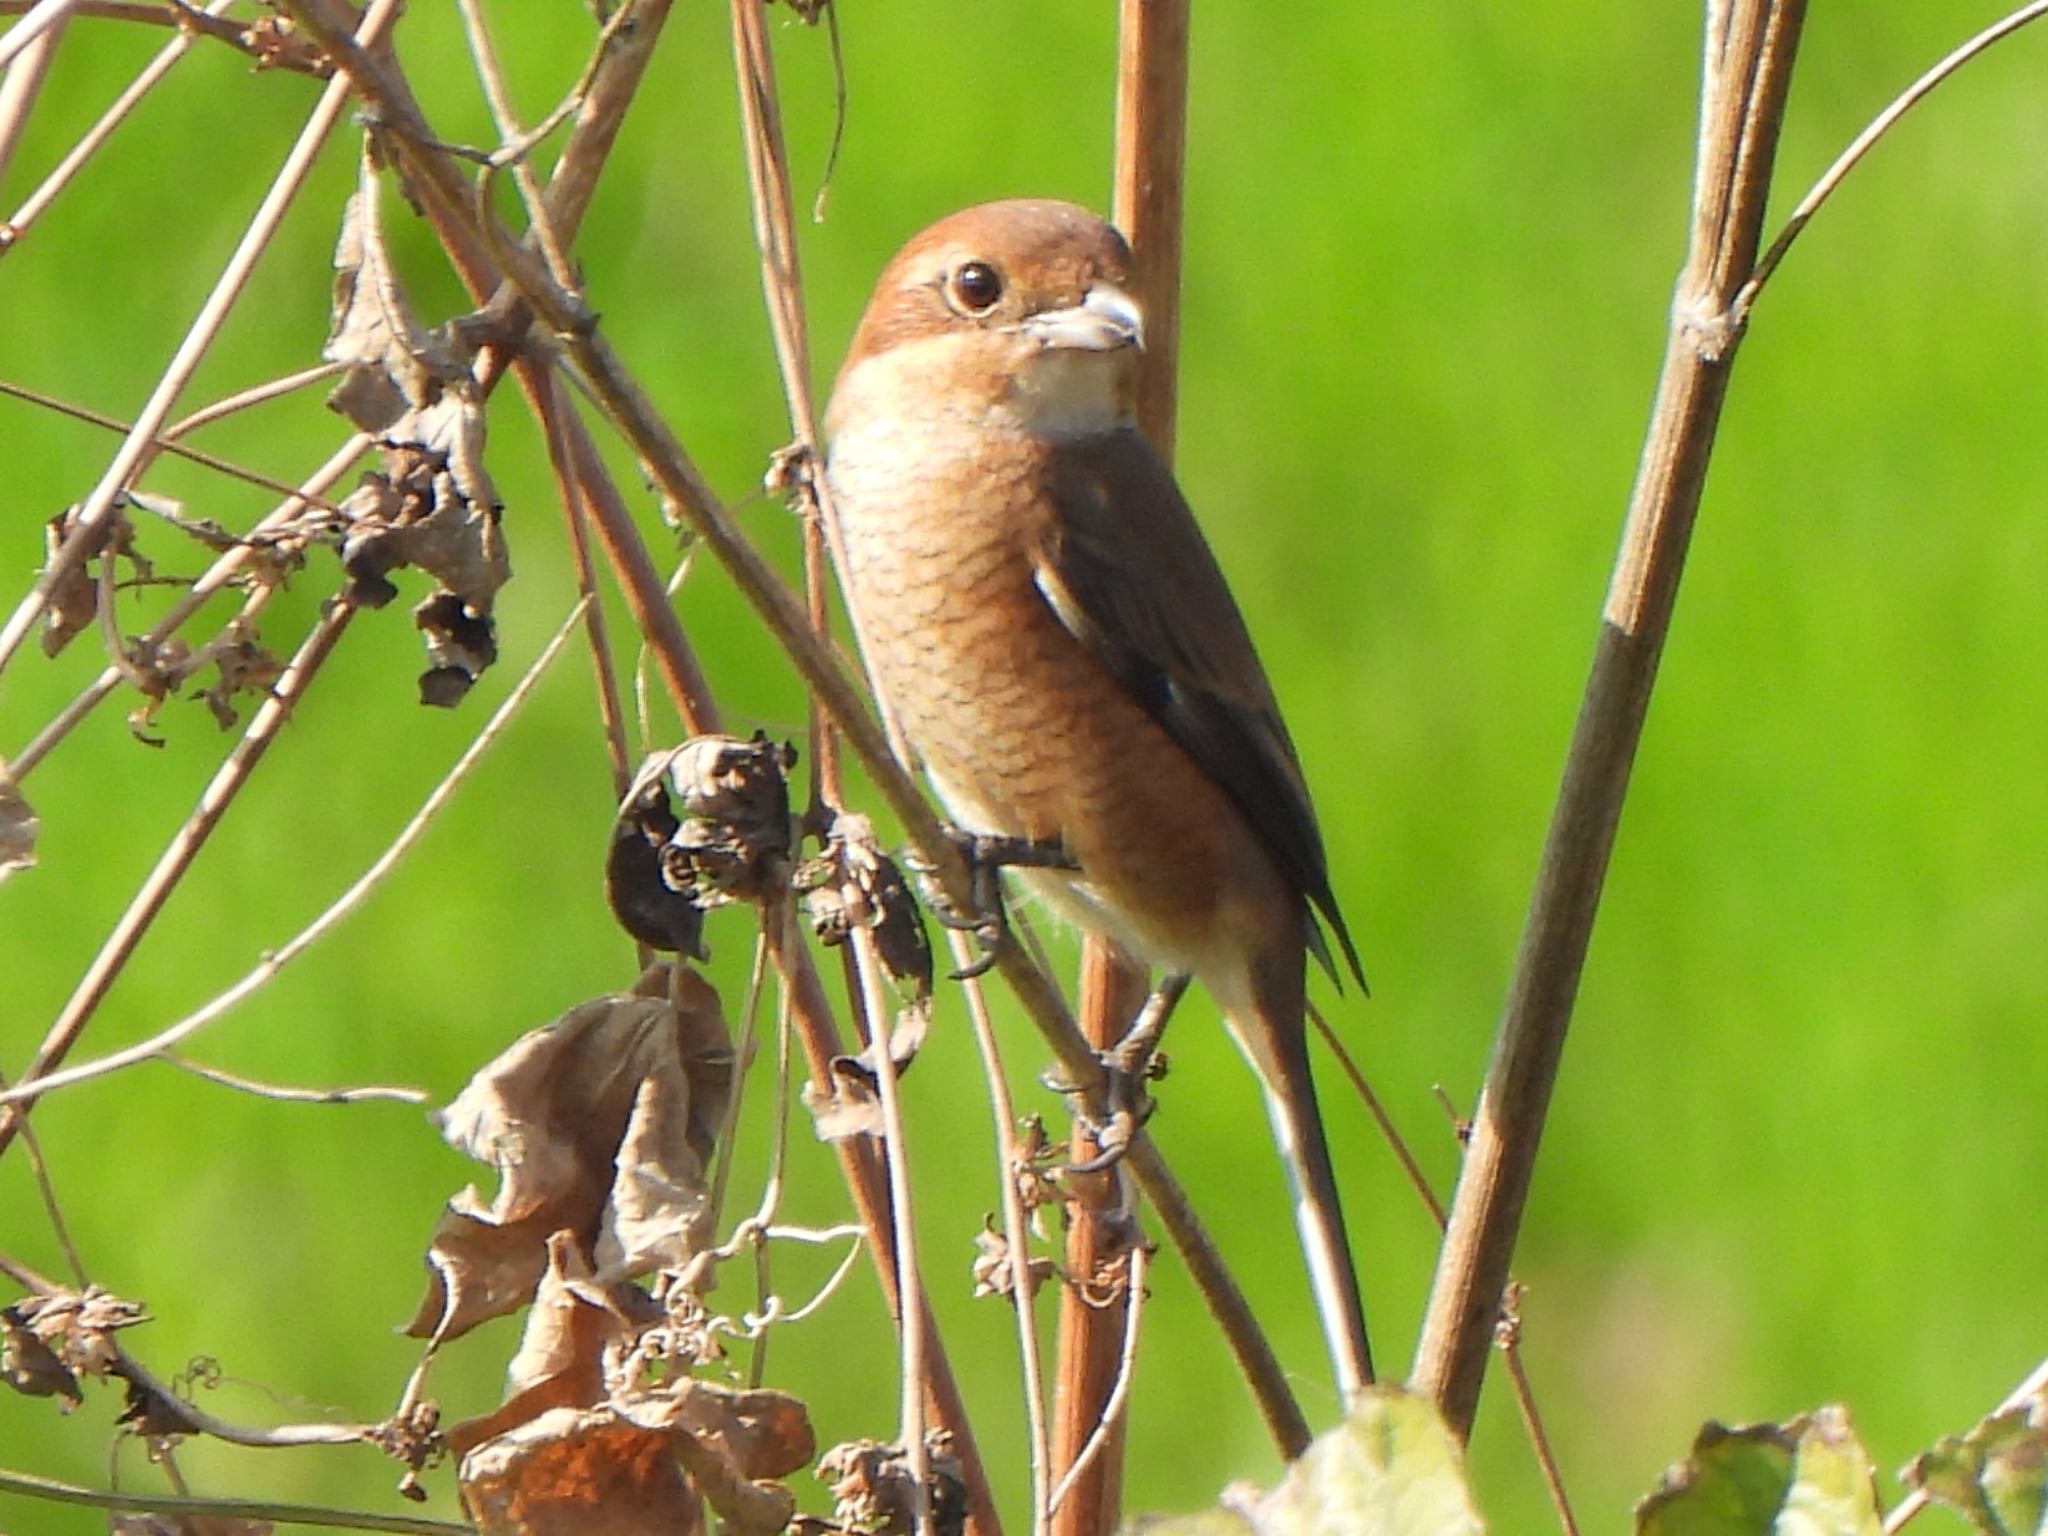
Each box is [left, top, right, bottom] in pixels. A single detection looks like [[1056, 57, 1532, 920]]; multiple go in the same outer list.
[[325, 184, 509, 707], [409, 964, 734, 1344], [35, 496, 293, 744], [414, 965, 815, 1535], [812, 1433, 969, 1536], [38, 503, 143, 660], [458, 1378, 814, 1536], [795, 810, 939, 1143], [1, 1285, 148, 1410], [606, 735, 798, 957]]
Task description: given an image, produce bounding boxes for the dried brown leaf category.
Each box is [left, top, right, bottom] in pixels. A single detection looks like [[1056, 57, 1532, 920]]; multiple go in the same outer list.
[[1, 1303, 80, 1407], [607, 765, 706, 957], [326, 189, 473, 435], [799, 811, 933, 1004], [970, 1220, 1056, 1302], [414, 588, 498, 708], [197, 627, 284, 730], [799, 1057, 886, 1143], [7, 1286, 148, 1381], [818, 1433, 967, 1536], [655, 735, 797, 909], [460, 1406, 703, 1536], [444, 1233, 652, 1460], [0, 759, 37, 885], [38, 505, 140, 658], [646, 1387, 809, 1535], [325, 185, 509, 696], [408, 966, 733, 1343]]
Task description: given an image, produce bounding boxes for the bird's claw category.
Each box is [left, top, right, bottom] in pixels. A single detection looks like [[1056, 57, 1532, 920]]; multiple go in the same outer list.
[[1057, 1056, 1157, 1174], [907, 828, 1073, 980], [1047, 973, 1187, 1172]]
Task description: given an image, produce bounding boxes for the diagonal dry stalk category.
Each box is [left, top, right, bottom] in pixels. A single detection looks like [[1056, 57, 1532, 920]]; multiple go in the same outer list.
[[0, 599, 590, 1109], [0, 0, 398, 679], [1414, 0, 2048, 1446], [1412, 0, 1810, 1437], [0, 0, 243, 243], [0, 601, 357, 1160]]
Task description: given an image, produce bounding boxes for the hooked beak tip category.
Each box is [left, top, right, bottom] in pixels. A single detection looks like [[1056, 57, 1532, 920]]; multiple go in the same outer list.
[[1028, 284, 1145, 354]]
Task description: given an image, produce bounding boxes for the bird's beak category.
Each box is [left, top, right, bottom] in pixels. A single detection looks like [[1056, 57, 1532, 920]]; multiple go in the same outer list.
[[1025, 284, 1145, 354]]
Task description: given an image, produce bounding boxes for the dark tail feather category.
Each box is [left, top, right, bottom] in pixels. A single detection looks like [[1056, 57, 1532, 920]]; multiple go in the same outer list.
[[1242, 995, 1374, 1400]]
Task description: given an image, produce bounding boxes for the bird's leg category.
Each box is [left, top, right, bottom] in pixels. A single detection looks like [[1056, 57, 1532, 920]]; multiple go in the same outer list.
[[906, 828, 1075, 979], [1066, 971, 1190, 1173]]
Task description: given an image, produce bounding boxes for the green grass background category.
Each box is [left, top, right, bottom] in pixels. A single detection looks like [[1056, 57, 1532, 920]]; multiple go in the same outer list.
[[2, 3, 2045, 1531]]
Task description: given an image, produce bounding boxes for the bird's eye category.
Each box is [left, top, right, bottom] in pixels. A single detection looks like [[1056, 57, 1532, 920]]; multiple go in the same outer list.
[[950, 261, 1004, 313]]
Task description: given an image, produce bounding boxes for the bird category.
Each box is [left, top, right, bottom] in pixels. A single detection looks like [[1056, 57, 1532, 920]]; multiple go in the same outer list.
[[823, 198, 1373, 1399]]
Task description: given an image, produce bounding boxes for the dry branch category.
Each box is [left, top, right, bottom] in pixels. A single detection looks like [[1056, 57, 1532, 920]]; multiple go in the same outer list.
[[1411, 0, 1809, 1438]]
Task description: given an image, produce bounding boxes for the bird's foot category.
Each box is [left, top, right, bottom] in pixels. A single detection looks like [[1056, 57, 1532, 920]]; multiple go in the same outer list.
[[1063, 1060, 1159, 1173], [1054, 973, 1189, 1173], [906, 829, 1073, 979]]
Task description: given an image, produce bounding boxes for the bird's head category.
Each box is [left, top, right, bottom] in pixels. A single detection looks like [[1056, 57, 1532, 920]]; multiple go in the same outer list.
[[828, 199, 1144, 441]]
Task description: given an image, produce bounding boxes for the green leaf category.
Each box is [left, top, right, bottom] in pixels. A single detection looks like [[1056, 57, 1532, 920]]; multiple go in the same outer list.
[[1903, 1401, 2048, 1535], [1127, 1387, 1485, 1536], [1637, 1407, 1882, 1536], [1777, 1408, 1884, 1536]]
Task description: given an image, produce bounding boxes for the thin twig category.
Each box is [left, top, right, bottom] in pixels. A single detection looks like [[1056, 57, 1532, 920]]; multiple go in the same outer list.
[[530, 373, 635, 800], [0, 0, 330, 74], [0, 602, 357, 1157], [707, 930, 773, 1239], [1737, 0, 2048, 323], [1, 0, 238, 243], [1046, 1245, 1147, 1520], [158, 1055, 429, 1105], [751, 1230, 867, 1328], [9, 433, 369, 782], [724, 8, 961, 1529], [163, 363, 347, 440], [0, 598, 586, 1109], [6, 1258, 388, 1450], [453, 0, 574, 287], [953, 929, 1053, 1531], [1412, 0, 1808, 1439], [1312, 1009, 1579, 1531], [848, 923, 933, 1535], [0, 1468, 467, 1536], [1501, 1332, 1578, 1536], [1310, 1003, 1444, 1227], [747, 912, 800, 1390], [1883, 1354, 2048, 1533], [0, 0, 398, 680], [5, 1087, 88, 1284], [0, 0, 63, 191], [1125, 1134, 1309, 1457], [0, 0, 76, 74], [0, 380, 347, 509]]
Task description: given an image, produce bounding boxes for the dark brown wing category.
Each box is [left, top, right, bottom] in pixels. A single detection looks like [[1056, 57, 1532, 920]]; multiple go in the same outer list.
[[1032, 429, 1364, 988]]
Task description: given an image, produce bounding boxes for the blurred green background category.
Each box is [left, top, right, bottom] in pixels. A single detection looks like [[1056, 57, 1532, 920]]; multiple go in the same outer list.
[[3, 3, 2045, 1531]]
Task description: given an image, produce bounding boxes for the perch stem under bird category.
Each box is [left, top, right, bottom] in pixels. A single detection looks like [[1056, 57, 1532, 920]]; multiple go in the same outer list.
[[823, 198, 1373, 1400]]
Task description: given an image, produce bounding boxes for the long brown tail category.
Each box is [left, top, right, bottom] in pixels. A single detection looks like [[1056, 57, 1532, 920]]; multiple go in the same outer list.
[[1236, 994, 1374, 1401]]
